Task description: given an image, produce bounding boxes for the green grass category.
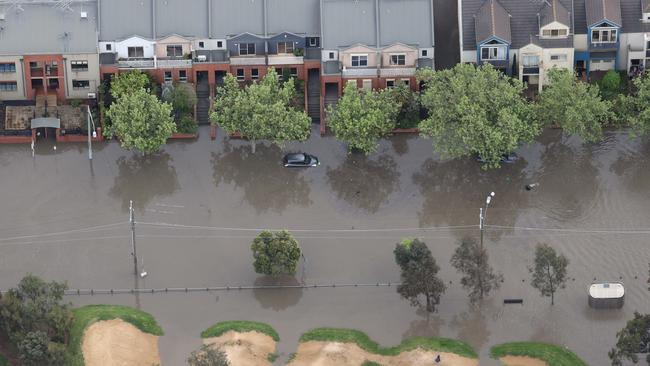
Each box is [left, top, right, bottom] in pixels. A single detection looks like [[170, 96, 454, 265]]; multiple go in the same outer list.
[[201, 320, 280, 342], [0, 354, 8, 366], [299, 328, 477, 359], [267, 352, 279, 362], [362, 361, 383, 366], [490, 342, 587, 366], [67, 305, 164, 366]]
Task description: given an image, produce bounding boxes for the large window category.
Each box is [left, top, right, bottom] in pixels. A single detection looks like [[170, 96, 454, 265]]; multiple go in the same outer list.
[[239, 43, 256, 56], [0, 63, 16, 73], [390, 54, 406, 66], [72, 80, 90, 89], [542, 29, 568, 38], [591, 28, 618, 43], [236, 69, 244, 81], [164, 71, 172, 82], [166, 45, 183, 57], [277, 41, 294, 54], [480, 46, 506, 60], [71, 60, 88, 72], [351, 54, 368, 67], [0, 81, 17, 91], [522, 55, 540, 67], [252, 68, 259, 80], [179, 70, 187, 82], [550, 54, 567, 61], [127, 46, 144, 58]]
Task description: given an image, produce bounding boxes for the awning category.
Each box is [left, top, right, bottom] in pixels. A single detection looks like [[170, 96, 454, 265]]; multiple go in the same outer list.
[[30, 117, 60, 129]]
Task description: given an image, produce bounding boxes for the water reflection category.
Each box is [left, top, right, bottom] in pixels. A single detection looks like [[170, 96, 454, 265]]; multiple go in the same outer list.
[[211, 142, 312, 213], [402, 308, 445, 339], [109, 153, 180, 212], [450, 305, 490, 350], [252, 275, 303, 311], [610, 138, 650, 194], [326, 153, 400, 213], [390, 134, 416, 156]]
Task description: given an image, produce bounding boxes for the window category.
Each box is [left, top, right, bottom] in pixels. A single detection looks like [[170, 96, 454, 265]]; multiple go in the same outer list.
[[647, 40, 650, 50], [252, 68, 259, 80], [72, 80, 90, 89], [550, 54, 567, 61], [29, 61, 40, 69], [71, 60, 88, 72], [0, 81, 17, 91], [198, 41, 205, 48], [308, 37, 318, 47], [239, 43, 256, 56], [166, 45, 183, 57], [275, 67, 283, 76], [542, 29, 568, 38], [179, 70, 187, 82], [0, 63, 16, 73], [329, 52, 335, 59], [217, 41, 223, 48], [362, 79, 372, 90], [390, 54, 406, 66], [401, 79, 410, 86], [591, 28, 617, 43], [346, 80, 357, 87], [522, 55, 540, 67], [421, 49, 428, 57], [164, 71, 172, 82], [290, 67, 297, 77], [480, 46, 506, 60], [127, 46, 144, 58], [106, 44, 112, 51], [236, 69, 244, 81], [386, 79, 395, 88], [351, 54, 368, 67], [277, 41, 294, 54]]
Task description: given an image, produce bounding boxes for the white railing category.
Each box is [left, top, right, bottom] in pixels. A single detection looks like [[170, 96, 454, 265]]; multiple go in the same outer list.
[[157, 59, 193, 68], [342, 68, 378, 77], [379, 67, 416, 77], [118, 59, 155, 69], [229, 56, 266, 65], [267, 55, 304, 65]]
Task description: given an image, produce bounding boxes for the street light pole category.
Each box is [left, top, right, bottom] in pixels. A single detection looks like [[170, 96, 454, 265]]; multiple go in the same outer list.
[[129, 200, 138, 276], [479, 192, 495, 251], [87, 105, 97, 160]]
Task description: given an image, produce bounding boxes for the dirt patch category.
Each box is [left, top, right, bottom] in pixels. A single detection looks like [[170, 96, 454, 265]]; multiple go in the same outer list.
[[81, 318, 160, 366], [203, 330, 277, 366], [500, 356, 549, 366], [287, 341, 479, 366]]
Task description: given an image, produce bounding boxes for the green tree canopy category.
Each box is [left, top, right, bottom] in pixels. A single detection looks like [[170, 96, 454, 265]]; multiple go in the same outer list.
[[609, 312, 650, 366], [621, 73, 650, 137], [326, 83, 400, 154], [162, 82, 197, 117], [107, 88, 176, 154], [599, 70, 624, 100], [188, 344, 230, 366], [536, 68, 611, 143], [109, 70, 155, 100], [450, 237, 503, 303], [394, 238, 446, 312], [417, 64, 537, 169], [529, 243, 569, 305], [211, 68, 311, 153], [251, 230, 302, 276]]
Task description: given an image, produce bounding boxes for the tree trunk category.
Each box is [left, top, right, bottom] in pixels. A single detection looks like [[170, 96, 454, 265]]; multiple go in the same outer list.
[[547, 264, 554, 305], [426, 294, 432, 313], [251, 139, 256, 154]]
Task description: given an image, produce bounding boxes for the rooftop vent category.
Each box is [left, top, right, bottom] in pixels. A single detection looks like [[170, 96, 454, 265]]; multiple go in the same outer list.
[[80, 11, 88, 19]]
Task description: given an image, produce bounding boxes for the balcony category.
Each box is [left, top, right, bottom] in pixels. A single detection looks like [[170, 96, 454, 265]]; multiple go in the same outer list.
[[342, 67, 378, 77], [305, 48, 321, 60], [193, 50, 229, 63], [589, 42, 618, 51], [522, 66, 540, 75], [157, 58, 192, 68], [379, 67, 416, 77], [267, 54, 304, 65], [30, 69, 44, 77], [322, 60, 341, 75], [480, 59, 509, 69], [118, 58, 155, 69], [229, 56, 266, 66]]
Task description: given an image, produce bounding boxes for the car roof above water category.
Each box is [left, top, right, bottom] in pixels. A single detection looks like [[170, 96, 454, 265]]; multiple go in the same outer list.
[[285, 153, 307, 162]]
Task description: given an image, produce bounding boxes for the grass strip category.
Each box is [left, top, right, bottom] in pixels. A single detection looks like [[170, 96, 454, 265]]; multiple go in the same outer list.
[[68, 305, 164, 366], [490, 342, 587, 366], [201, 320, 280, 342], [299, 328, 477, 359]]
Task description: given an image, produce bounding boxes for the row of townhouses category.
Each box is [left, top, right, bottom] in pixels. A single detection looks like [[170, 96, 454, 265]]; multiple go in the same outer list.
[[0, 0, 435, 124], [460, 0, 650, 91]]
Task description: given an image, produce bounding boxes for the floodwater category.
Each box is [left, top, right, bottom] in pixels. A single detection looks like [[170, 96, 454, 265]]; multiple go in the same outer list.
[[0, 126, 649, 365]]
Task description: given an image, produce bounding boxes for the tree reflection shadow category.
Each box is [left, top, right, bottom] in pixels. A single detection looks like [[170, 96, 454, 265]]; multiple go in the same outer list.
[[449, 304, 490, 350], [252, 275, 303, 311], [211, 142, 312, 213], [610, 138, 650, 194], [109, 153, 180, 212], [402, 308, 445, 339], [326, 154, 400, 213]]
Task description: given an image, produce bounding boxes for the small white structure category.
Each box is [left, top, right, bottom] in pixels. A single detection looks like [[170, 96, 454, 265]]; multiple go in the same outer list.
[[588, 282, 624, 309]]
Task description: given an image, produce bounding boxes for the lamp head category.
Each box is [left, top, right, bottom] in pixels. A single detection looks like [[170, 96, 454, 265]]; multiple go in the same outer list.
[[92, 131, 97, 138]]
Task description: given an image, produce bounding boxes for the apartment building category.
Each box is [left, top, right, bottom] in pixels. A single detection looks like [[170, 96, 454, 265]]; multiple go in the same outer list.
[[0, 1, 100, 102]]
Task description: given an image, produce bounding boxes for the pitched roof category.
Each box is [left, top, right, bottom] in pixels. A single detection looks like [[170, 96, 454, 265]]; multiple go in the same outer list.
[[474, 0, 512, 44], [585, 0, 622, 26], [540, 0, 571, 27]]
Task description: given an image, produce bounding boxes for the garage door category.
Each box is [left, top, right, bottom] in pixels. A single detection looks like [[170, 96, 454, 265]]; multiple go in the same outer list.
[[591, 59, 615, 71]]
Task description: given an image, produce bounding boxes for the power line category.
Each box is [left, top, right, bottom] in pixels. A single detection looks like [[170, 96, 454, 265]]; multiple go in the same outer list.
[[0, 222, 125, 242], [486, 225, 650, 234]]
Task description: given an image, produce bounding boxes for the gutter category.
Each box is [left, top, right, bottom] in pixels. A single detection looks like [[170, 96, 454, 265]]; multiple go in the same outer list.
[[152, 0, 156, 39], [208, 0, 212, 39]]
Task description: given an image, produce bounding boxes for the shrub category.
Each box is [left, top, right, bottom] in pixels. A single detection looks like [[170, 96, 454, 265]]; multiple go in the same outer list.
[[176, 114, 198, 134], [599, 70, 623, 100]]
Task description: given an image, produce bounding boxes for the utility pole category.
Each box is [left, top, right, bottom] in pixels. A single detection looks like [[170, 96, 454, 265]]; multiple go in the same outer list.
[[130, 200, 138, 275], [479, 192, 495, 251]]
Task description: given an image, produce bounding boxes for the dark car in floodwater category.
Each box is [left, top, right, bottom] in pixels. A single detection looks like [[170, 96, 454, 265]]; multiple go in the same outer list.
[[283, 153, 320, 167], [476, 152, 519, 164]]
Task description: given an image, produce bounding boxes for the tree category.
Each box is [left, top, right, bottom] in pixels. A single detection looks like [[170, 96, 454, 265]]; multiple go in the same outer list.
[[251, 230, 302, 276], [106, 88, 176, 154], [188, 344, 230, 366], [326, 82, 400, 154], [394, 238, 446, 312], [417, 64, 537, 169], [450, 237, 503, 303], [599, 70, 623, 100], [162, 82, 197, 118], [109, 70, 155, 100], [536, 68, 611, 143], [529, 243, 569, 305], [17, 331, 49, 366], [621, 73, 650, 136], [389, 82, 421, 129], [211, 68, 311, 153], [609, 312, 650, 366]]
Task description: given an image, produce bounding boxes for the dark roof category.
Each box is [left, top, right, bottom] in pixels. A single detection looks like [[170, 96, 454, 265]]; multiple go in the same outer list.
[[644, 0, 650, 12], [474, 0, 512, 43], [573, 0, 650, 34], [585, 0, 622, 26], [540, 0, 571, 27]]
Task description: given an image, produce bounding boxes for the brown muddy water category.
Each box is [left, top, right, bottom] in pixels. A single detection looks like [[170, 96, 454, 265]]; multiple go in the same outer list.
[[0, 126, 649, 365]]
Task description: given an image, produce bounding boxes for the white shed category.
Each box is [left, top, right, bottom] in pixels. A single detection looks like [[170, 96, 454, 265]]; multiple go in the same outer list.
[[588, 282, 624, 309]]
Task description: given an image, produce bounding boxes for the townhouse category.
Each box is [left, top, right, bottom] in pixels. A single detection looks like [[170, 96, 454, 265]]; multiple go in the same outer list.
[[0, 1, 100, 102]]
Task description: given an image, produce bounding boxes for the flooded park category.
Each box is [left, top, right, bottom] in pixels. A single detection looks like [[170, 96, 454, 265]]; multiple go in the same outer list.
[[0, 125, 649, 365]]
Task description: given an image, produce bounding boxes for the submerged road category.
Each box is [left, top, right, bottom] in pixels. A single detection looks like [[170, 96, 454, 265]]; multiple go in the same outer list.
[[0, 126, 649, 364]]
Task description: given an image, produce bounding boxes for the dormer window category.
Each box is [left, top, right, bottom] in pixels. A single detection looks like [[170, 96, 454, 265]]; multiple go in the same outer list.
[[644, 13, 650, 22], [480, 45, 506, 60], [542, 29, 567, 38], [351, 54, 368, 67], [592, 28, 617, 43]]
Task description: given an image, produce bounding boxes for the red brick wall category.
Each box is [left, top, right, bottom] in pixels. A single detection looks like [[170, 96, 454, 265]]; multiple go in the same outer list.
[[23, 54, 65, 101]]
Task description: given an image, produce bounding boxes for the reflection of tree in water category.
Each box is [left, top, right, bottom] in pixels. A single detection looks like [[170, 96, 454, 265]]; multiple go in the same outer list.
[[412, 157, 529, 231], [326, 154, 400, 213], [610, 138, 650, 194], [252, 275, 303, 311], [449, 306, 490, 350], [391, 134, 416, 156], [402, 308, 445, 339], [211, 142, 312, 213], [109, 153, 179, 212]]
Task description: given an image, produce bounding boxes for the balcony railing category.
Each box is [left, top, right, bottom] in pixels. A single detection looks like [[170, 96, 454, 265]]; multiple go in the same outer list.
[[322, 60, 341, 75], [229, 56, 267, 65], [589, 42, 618, 51], [118, 58, 155, 69], [522, 66, 540, 75], [193, 50, 229, 63], [342, 67, 378, 77], [267, 54, 304, 65], [480, 59, 509, 68], [379, 67, 416, 77], [157, 58, 192, 68], [305, 48, 321, 60]]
